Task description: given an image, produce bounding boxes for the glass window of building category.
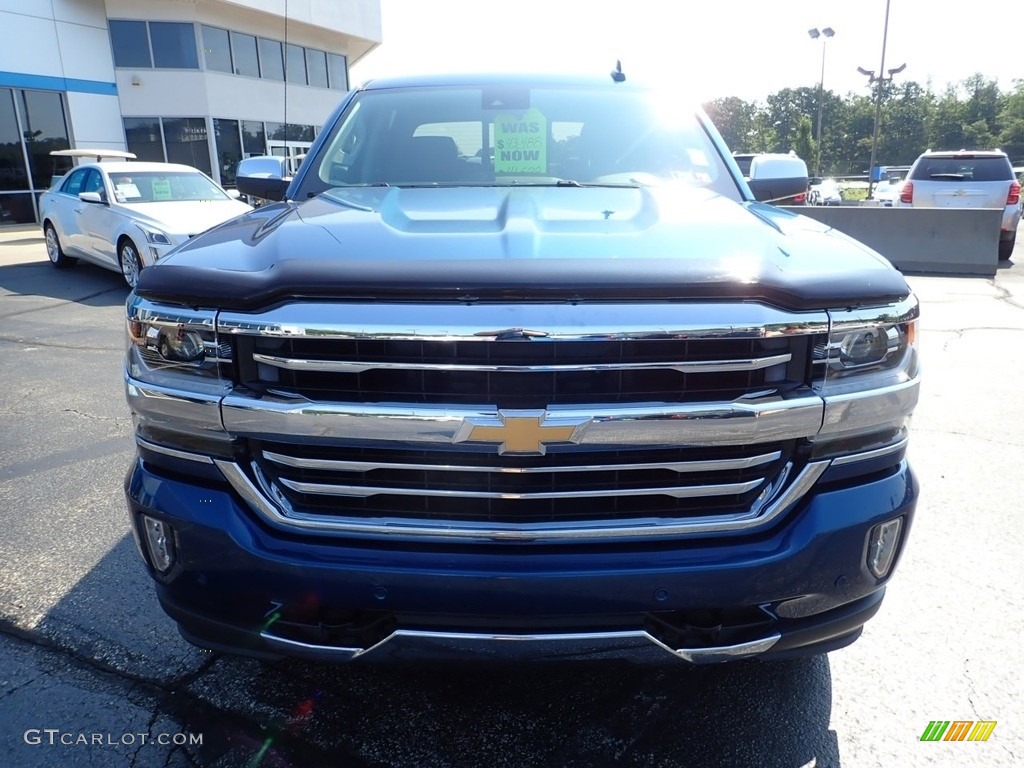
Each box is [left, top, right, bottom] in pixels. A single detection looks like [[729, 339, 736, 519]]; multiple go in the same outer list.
[[163, 117, 211, 174], [306, 49, 328, 88], [109, 20, 152, 68], [230, 32, 259, 77], [124, 117, 164, 162], [150, 22, 199, 68], [20, 90, 70, 191], [241, 120, 266, 156], [202, 26, 232, 73], [285, 44, 306, 85], [0, 88, 28, 192], [266, 122, 316, 143], [213, 119, 242, 186], [327, 53, 348, 90], [258, 38, 284, 81]]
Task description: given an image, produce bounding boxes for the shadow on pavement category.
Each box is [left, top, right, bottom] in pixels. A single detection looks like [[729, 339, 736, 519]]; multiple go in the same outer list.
[[0, 259, 128, 310], [34, 533, 841, 767]]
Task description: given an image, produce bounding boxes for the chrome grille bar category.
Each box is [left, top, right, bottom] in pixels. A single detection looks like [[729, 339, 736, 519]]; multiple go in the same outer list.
[[277, 477, 764, 500], [261, 449, 783, 475], [252, 353, 792, 375], [215, 460, 831, 540]]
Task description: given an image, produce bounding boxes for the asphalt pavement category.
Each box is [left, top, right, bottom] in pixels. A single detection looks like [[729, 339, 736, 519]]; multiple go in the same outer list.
[[0, 223, 1021, 767]]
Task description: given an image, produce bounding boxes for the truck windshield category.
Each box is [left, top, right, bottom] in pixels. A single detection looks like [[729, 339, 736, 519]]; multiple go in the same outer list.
[[303, 84, 735, 198]]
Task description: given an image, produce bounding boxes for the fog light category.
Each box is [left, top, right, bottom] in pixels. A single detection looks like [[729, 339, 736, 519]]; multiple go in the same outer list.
[[142, 515, 176, 573], [866, 517, 902, 579]]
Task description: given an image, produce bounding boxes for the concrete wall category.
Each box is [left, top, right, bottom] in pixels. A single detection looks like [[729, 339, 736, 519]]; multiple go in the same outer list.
[[782, 206, 1003, 277]]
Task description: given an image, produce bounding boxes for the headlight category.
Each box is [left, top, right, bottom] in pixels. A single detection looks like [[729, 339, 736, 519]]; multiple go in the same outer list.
[[126, 295, 231, 393], [139, 225, 172, 246], [813, 300, 919, 397], [811, 296, 921, 448]]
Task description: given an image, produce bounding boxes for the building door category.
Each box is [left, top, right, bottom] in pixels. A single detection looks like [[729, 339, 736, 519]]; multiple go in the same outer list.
[[267, 140, 311, 177]]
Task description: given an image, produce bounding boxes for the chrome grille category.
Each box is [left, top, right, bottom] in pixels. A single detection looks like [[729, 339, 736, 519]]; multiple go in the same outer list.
[[250, 441, 796, 525], [238, 337, 811, 407], [214, 302, 833, 538]]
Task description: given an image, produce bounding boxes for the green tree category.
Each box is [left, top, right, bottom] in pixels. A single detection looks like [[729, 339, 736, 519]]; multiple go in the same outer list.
[[763, 87, 818, 152], [792, 116, 815, 169], [996, 80, 1024, 162], [703, 96, 758, 152], [878, 81, 933, 164], [928, 85, 967, 150]]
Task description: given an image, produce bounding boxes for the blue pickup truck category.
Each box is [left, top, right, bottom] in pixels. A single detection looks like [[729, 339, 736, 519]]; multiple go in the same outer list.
[[124, 72, 920, 664]]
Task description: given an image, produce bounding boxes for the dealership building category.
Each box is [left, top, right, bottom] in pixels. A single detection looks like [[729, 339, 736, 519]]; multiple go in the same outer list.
[[0, 0, 381, 225]]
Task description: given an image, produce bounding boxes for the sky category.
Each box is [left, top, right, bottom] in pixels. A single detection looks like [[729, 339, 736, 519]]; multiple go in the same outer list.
[[350, 0, 1023, 103]]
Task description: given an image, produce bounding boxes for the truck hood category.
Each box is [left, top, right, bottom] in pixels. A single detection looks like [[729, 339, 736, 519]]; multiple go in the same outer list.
[[135, 184, 911, 311]]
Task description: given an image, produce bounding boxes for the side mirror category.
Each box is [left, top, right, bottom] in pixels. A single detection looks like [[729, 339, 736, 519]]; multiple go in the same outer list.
[[78, 191, 106, 205], [236, 156, 290, 201], [746, 154, 809, 204]]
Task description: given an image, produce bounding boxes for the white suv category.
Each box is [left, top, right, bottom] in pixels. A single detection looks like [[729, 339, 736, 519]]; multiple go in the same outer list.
[[897, 150, 1022, 260]]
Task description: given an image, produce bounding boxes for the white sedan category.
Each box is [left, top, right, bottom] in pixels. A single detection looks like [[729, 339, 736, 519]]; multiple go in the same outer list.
[[40, 158, 251, 287]]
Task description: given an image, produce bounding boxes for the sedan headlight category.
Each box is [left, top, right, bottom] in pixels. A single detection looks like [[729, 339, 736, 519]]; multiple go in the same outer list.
[[138, 224, 173, 246]]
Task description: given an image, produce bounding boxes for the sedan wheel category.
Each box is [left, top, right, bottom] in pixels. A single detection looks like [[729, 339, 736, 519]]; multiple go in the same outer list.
[[119, 239, 143, 288], [44, 224, 77, 268]]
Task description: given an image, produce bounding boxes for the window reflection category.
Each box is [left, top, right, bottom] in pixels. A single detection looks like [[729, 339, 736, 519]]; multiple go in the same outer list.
[[20, 90, 70, 190], [150, 22, 198, 69], [306, 49, 328, 88], [0, 88, 28, 192], [202, 26, 232, 73], [214, 119, 242, 186], [110, 20, 151, 67], [162, 117, 211, 174], [230, 32, 259, 77], [258, 38, 284, 81], [285, 44, 306, 85], [328, 53, 348, 91], [124, 117, 164, 162], [242, 120, 266, 157]]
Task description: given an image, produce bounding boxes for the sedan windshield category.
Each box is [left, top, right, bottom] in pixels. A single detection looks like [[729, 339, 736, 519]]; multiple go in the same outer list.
[[108, 171, 230, 203], [304, 83, 736, 199]]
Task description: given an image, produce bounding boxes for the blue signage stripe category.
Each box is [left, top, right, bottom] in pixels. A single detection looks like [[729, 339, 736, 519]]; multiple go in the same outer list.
[[0, 71, 117, 96]]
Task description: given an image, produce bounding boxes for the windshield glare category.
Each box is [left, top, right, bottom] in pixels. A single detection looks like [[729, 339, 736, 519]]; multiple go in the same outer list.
[[108, 172, 230, 203], [308, 85, 735, 197]]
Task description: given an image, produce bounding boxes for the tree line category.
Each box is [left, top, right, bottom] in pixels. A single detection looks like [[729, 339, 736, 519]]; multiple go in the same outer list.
[[703, 75, 1024, 176]]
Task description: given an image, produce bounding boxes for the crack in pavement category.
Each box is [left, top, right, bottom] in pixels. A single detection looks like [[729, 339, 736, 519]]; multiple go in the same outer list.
[[60, 407, 132, 424], [989, 279, 1024, 312], [0, 335, 121, 352], [963, 657, 982, 720], [130, 710, 161, 767], [0, 671, 44, 702]]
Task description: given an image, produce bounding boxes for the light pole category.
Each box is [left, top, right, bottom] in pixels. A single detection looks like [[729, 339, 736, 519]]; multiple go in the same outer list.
[[808, 26, 835, 177], [858, 0, 905, 198]]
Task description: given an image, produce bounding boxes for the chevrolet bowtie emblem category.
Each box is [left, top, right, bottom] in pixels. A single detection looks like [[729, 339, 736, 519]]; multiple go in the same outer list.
[[453, 410, 590, 455]]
